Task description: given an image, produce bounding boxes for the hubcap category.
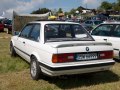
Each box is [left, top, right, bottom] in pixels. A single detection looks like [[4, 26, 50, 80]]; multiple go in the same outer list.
[[31, 61, 37, 77]]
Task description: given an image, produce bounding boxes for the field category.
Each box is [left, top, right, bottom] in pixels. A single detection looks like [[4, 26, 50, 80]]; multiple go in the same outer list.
[[0, 32, 120, 90]]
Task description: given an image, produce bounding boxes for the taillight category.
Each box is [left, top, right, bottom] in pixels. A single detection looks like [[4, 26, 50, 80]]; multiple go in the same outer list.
[[52, 53, 74, 63], [99, 51, 113, 59]]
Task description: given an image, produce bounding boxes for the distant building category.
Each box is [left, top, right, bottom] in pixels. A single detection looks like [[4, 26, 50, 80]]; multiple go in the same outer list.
[[82, 10, 91, 14], [77, 6, 92, 14]]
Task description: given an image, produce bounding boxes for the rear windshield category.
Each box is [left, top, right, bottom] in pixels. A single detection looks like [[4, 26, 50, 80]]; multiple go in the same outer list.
[[44, 24, 94, 42]]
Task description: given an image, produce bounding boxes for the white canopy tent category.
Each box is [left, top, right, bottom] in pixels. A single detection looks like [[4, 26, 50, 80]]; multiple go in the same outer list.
[[0, 12, 5, 19], [0, 16, 5, 19]]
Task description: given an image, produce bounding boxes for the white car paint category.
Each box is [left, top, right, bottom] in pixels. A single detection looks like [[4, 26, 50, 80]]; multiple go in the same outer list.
[[11, 21, 115, 77]]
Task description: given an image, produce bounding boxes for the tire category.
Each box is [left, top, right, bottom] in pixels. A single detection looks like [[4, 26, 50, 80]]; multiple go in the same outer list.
[[30, 56, 43, 80], [10, 42, 17, 57]]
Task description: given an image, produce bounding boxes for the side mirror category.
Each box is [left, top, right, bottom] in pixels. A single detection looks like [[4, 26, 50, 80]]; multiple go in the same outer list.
[[13, 31, 20, 36]]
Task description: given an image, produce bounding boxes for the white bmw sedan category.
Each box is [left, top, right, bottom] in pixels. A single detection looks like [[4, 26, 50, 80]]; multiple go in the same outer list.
[[10, 21, 115, 80]]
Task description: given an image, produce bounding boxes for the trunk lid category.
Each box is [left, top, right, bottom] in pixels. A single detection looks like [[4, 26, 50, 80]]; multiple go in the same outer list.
[[46, 41, 112, 53]]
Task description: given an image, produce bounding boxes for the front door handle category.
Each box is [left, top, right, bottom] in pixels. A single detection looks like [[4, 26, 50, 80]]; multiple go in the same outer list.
[[23, 41, 25, 44], [103, 39, 107, 41]]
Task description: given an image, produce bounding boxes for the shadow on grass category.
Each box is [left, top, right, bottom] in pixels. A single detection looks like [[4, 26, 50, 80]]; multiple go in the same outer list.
[[114, 58, 120, 63], [42, 71, 119, 89]]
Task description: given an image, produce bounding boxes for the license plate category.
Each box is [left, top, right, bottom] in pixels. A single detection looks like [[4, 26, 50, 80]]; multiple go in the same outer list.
[[76, 53, 98, 60]]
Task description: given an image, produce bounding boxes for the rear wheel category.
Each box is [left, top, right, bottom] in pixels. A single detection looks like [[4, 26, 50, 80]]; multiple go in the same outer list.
[[10, 42, 17, 57], [30, 56, 43, 80]]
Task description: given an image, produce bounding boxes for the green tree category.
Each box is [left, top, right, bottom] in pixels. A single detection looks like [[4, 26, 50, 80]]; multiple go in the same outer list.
[[117, 0, 120, 5], [100, 1, 112, 10], [111, 0, 120, 11], [31, 8, 50, 14], [64, 12, 69, 16], [69, 8, 76, 16], [114, 0, 120, 11], [57, 8, 63, 13], [114, 5, 120, 11]]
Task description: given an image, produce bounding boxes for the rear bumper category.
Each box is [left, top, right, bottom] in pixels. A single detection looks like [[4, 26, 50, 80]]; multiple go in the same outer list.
[[39, 61, 115, 76]]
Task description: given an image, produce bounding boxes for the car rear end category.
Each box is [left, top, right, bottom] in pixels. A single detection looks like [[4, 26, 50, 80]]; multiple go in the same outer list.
[[41, 41, 115, 76]]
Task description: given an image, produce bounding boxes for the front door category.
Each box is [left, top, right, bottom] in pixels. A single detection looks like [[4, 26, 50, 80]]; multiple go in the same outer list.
[[15, 24, 34, 61]]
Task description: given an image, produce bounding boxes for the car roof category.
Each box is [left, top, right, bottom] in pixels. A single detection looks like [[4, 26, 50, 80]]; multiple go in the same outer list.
[[102, 21, 120, 24], [29, 20, 80, 25]]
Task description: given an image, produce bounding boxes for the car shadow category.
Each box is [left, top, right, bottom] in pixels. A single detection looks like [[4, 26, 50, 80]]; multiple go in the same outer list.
[[114, 58, 120, 63], [41, 71, 119, 89]]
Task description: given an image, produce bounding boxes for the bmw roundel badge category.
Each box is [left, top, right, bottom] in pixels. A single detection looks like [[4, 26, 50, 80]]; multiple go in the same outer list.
[[86, 47, 89, 51]]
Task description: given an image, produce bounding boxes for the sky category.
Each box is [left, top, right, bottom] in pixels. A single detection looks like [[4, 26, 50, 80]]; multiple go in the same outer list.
[[0, 0, 117, 18]]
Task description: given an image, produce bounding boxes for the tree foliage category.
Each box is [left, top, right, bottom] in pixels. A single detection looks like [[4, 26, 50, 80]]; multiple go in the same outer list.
[[57, 8, 63, 13], [31, 8, 50, 14], [31, 0, 120, 16], [100, 1, 112, 10], [69, 8, 76, 16], [100, 0, 120, 11]]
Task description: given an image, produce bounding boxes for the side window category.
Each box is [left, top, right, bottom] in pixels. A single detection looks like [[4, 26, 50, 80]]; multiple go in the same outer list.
[[91, 25, 113, 36], [29, 24, 40, 41], [20, 24, 33, 38], [113, 25, 120, 37]]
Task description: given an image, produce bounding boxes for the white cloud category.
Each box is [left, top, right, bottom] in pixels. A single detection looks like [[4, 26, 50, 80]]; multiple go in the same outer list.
[[0, 0, 47, 18], [82, 0, 101, 9]]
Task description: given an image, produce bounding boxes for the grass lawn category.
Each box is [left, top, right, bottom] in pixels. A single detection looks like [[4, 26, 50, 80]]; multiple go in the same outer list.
[[0, 32, 120, 90]]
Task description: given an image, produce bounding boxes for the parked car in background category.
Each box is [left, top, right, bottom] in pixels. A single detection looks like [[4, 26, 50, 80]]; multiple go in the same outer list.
[[10, 21, 115, 80], [82, 20, 103, 28], [0, 20, 4, 32], [91, 22, 120, 60], [3, 19, 12, 34], [83, 25, 93, 33], [3, 19, 12, 28], [6, 20, 12, 34], [91, 14, 108, 21]]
